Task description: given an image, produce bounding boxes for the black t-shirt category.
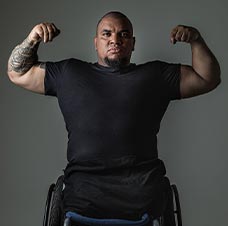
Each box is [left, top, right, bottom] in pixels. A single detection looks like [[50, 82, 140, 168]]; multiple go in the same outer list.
[[45, 58, 181, 219]]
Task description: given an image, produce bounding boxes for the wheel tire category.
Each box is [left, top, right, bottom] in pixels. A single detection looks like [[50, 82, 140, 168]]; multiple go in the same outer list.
[[171, 185, 182, 226], [48, 175, 64, 226]]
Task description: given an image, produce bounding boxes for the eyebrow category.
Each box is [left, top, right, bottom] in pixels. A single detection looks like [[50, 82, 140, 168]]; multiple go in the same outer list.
[[101, 29, 112, 33], [101, 29, 131, 33]]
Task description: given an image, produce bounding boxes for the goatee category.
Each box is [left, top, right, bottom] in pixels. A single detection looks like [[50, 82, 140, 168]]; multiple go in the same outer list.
[[104, 57, 129, 69]]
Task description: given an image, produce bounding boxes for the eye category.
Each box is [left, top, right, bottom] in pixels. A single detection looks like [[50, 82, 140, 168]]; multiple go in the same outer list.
[[120, 32, 131, 38], [102, 32, 111, 37]]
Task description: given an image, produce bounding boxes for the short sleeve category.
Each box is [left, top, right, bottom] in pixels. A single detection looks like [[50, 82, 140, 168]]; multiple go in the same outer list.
[[157, 61, 181, 100], [44, 59, 69, 96]]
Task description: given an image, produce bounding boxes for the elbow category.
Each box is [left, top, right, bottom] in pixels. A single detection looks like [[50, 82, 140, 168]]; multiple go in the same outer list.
[[208, 61, 222, 91], [7, 70, 22, 85], [7, 70, 17, 84], [215, 75, 221, 87], [212, 77, 221, 91], [7, 62, 17, 83], [207, 72, 221, 92], [216, 64, 222, 85], [7, 61, 24, 84], [213, 67, 222, 88], [206, 62, 221, 91]]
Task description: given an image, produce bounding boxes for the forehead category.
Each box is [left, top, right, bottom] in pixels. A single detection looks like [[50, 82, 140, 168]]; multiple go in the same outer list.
[[97, 16, 133, 33]]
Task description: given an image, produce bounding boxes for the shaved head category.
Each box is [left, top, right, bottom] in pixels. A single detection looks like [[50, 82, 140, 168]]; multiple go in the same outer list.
[[94, 11, 135, 68], [96, 11, 133, 35]]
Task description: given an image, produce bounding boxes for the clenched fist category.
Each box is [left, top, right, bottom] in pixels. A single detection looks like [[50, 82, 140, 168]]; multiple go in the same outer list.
[[27, 22, 60, 44], [170, 25, 201, 44]]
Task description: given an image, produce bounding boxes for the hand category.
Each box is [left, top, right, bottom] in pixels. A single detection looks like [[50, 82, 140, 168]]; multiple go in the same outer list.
[[170, 25, 201, 44], [27, 22, 60, 44]]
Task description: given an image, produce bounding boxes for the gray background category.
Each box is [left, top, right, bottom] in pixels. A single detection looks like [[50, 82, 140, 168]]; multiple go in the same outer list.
[[1, 0, 227, 226]]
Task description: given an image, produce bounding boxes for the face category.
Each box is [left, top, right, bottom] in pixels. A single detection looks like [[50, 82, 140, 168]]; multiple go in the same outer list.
[[94, 16, 135, 67]]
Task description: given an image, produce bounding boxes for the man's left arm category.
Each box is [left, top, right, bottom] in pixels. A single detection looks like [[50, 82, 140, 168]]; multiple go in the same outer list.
[[170, 25, 221, 98]]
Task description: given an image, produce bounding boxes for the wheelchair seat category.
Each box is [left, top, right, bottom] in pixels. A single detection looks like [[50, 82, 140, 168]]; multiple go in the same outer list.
[[43, 175, 182, 226], [64, 211, 151, 226]]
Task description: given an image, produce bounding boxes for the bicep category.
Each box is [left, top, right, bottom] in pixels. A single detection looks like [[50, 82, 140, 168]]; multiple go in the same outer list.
[[8, 62, 46, 94], [180, 65, 215, 98]]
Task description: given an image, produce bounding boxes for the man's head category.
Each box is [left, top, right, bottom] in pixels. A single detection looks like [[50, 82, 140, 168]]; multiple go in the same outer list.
[[94, 11, 135, 68]]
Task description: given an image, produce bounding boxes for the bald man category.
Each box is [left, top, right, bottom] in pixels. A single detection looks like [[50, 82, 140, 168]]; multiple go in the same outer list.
[[8, 11, 220, 221]]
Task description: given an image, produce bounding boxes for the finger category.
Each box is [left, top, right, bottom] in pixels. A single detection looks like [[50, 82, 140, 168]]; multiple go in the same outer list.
[[185, 31, 191, 43], [30, 24, 45, 42], [38, 23, 49, 43], [35, 25, 46, 42], [175, 29, 184, 42], [48, 23, 60, 41], [170, 35, 176, 44], [52, 23, 61, 35], [180, 31, 188, 42], [43, 25, 50, 43], [170, 26, 178, 44], [52, 24, 61, 38], [47, 24, 56, 42]]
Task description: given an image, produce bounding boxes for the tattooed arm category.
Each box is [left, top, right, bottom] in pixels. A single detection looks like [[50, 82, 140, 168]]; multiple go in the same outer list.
[[7, 23, 60, 94]]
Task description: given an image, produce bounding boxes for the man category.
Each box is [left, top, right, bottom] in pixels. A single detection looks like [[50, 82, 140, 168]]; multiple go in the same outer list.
[[7, 11, 220, 221]]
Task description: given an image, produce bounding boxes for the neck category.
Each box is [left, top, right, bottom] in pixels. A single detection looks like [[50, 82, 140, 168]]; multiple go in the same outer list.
[[99, 57, 130, 68]]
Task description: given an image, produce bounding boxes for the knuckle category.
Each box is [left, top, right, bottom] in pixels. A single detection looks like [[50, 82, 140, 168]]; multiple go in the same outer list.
[[34, 24, 41, 30], [178, 25, 185, 29], [39, 22, 46, 27]]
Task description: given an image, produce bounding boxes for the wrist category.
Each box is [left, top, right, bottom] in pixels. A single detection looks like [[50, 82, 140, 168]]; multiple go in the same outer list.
[[190, 33, 204, 45], [26, 36, 40, 47]]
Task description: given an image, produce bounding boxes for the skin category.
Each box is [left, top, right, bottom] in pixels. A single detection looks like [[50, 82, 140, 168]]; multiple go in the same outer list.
[[7, 18, 221, 98], [94, 16, 135, 67], [171, 25, 221, 97], [7, 23, 60, 94]]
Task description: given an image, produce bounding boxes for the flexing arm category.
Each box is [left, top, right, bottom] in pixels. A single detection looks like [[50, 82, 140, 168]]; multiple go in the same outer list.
[[7, 23, 60, 94], [170, 25, 221, 98]]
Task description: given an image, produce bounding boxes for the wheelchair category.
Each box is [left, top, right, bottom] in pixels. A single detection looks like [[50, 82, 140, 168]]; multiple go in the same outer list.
[[43, 175, 182, 226]]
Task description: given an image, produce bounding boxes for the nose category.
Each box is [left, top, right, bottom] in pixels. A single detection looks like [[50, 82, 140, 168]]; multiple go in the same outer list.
[[110, 34, 122, 46]]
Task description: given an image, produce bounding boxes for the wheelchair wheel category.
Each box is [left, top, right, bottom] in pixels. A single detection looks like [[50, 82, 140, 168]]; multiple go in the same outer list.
[[171, 185, 182, 226], [43, 175, 64, 226]]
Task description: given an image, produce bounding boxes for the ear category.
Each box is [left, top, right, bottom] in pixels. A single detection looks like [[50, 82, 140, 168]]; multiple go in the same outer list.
[[94, 37, 98, 51], [132, 37, 136, 51]]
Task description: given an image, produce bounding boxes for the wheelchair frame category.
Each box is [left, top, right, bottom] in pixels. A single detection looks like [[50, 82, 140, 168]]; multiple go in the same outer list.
[[43, 175, 182, 226]]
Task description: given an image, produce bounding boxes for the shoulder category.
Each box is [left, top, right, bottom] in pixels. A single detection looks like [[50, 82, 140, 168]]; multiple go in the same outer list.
[[147, 60, 181, 76], [134, 60, 173, 74], [144, 60, 180, 68], [45, 58, 91, 73], [46, 58, 88, 66], [136, 60, 172, 69]]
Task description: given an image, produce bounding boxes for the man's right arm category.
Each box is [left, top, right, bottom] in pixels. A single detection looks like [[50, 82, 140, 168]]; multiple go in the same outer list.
[[7, 23, 60, 94]]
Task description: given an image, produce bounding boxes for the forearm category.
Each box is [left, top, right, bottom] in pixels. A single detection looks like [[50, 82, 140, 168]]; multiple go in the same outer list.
[[8, 37, 40, 75], [191, 36, 221, 85]]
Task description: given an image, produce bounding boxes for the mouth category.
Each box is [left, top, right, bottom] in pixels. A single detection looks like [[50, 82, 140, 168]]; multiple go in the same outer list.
[[108, 48, 122, 54]]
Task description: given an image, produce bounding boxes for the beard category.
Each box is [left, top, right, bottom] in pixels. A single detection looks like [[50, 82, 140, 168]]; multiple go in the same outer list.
[[104, 57, 129, 69]]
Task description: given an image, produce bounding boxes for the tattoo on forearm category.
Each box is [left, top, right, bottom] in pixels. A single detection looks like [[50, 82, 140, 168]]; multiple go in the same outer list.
[[8, 38, 39, 74]]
